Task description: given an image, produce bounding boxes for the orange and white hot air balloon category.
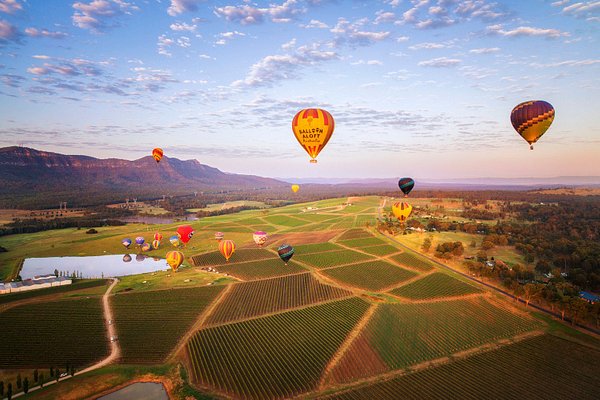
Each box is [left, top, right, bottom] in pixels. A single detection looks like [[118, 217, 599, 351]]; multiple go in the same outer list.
[[292, 108, 335, 163], [392, 202, 412, 222], [219, 240, 236, 262]]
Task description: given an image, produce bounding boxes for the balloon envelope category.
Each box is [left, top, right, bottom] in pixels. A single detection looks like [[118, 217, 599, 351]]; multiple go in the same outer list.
[[219, 240, 236, 262], [292, 108, 335, 163], [398, 178, 415, 196], [277, 244, 295, 265], [253, 231, 268, 246], [152, 148, 163, 163], [176, 225, 195, 244], [392, 202, 412, 222], [153, 232, 163, 242], [169, 235, 180, 247], [291, 184, 300, 193], [214, 232, 224, 241], [122, 238, 132, 249], [141, 243, 151, 252], [166, 251, 184, 272], [135, 236, 145, 246], [152, 240, 160, 249], [510, 100, 554, 149]]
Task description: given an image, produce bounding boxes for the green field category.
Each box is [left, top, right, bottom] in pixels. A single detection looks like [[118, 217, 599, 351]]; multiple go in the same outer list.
[[338, 237, 387, 248], [294, 250, 375, 269], [0, 279, 107, 305], [292, 242, 343, 254], [389, 252, 435, 272], [112, 286, 224, 364], [191, 248, 275, 267], [0, 298, 108, 368], [212, 258, 308, 280], [204, 273, 351, 326], [389, 272, 482, 300], [336, 229, 374, 241], [327, 335, 600, 400], [358, 244, 401, 256], [187, 297, 370, 399], [321, 260, 418, 291]]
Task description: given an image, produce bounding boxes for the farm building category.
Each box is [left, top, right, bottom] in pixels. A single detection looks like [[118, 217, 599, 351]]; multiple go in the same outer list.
[[579, 291, 599, 304], [0, 275, 72, 294]]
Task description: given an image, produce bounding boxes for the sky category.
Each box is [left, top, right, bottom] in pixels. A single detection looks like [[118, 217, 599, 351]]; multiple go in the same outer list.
[[0, 0, 599, 180]]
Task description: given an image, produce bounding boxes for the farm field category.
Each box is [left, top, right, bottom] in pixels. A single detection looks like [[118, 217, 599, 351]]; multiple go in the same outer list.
[[204, 273, 351, 326], [320, 260, 418, 291], [191, 248, 274, 267], [389, 252, 435, 272], [358, 244, 401, 256], [292, 242, 343, 254], [326, 335, 600, 400], [111, 286, 224, 364], [0, 297, 108, 369], [187, 297, 370, 399], [294, 249, 375, 269], [389, 272, 482, 300], [329, 297, 542, 382], [0, 279, 107, 306], [211, 258, 308, 280]]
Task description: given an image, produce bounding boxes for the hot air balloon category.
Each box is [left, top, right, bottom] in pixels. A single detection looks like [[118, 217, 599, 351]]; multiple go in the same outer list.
[[122, 238, 132, 249], [219, 240, 236, 262], [392, 202, 412, 222], [398, 178, 414, 197], [277, 244, 295, 265], [510, 100, 555, 150], [214, 232, 224, 241], [253, 231, 268, 247], [152, 148, 164, 163], [135, 237, 145, 247], [291, 184, 300, 193], [141, 243, 151, 252], [153, 232, 163, 242], [166, 251, 184, 272], [177, 225, 195, 245], [152, 239, 160, 249], [292, 108, 335, 163], [169, 235, 180, 247], [123, 254, 132, 263]]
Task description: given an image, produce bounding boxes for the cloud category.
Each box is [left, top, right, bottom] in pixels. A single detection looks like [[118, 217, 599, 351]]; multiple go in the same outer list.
[[72, 0, 139, 32], [529, 59, 600, 68], [170, 22, 196, 32], [25, 27, 68, 39], [231, 42, 338, 88], [563, 1, 600, 18], [167, 0, 204, 16], [409, 42, 449, 50], [27, 58, 104, 77], [351, 59, 383, 66], [375, 11, 396, 24], [486, 24, 569, 38], [0, 0, 22, 14], [0, 73, 25, 87], [157, 34, 174, 56], [469, 47, 500, 54], [215, 30, 245, 45], [300, 19, 328, 29], [331, 18, 390, 46], [395, 0, 506, 29], [0, 19, 21, 44], [214, 0, 305, 25], [418, 57, 462, 67]]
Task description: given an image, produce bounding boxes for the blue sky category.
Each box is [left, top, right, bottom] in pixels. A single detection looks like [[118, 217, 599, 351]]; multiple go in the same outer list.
[[1, 0, 599, 179]]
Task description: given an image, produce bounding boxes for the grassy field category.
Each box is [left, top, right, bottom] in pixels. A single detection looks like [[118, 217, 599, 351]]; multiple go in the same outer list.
[[111, 286, 224, 364], [187, 297, 370, 399], [389, 252, 435, 272], [389, 272, 482, 300], [190, 248, 274, 267], [295, 250, 375, 269], [187, 200, 268, 213], [211, 258, 308, 280], [0, 279, 107, 305], [321, 260, 418, 292]]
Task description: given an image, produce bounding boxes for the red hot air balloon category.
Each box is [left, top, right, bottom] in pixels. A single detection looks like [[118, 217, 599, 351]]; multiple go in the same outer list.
[[510, 100, 555, 150], [176, 225, 195, 245]]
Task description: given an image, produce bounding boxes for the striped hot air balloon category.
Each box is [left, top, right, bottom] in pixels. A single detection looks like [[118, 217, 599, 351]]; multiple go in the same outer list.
[[292, 108, 335, 163], [152, 148, 163, 163], [153, 232, 163, 242], [219, 240, 236, 262], [253, 231, 268, 247], [141, 243, 151, 252], [510, 100, 555, 150], [398, 178, 415, 197], [277, 244, 294, 265], [166, 251, 184, 272], [169, 235, 180, 247], [152, 240, 160, 249], [392, 202, 412, 222]]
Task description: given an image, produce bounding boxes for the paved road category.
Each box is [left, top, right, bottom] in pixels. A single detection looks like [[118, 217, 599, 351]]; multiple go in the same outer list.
[[9, 278, 120, 399]]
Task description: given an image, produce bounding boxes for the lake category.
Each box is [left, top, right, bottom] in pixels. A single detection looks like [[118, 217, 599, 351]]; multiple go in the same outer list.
[[98, 382, 169, 400], [121, 215, 198, 225], [20, 254, 169, 279]]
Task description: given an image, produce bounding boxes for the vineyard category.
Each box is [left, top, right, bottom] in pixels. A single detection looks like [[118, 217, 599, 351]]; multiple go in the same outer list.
[[326, 335, 600, 400], [187, 297, 370, 399], [338, 237, 387, 248], [111, 285, 223, 363], [292, 242, 343, 254], [294, 250, 375, 269], [330, 297, 542, 382], [358, 244, 401, 256], [320, 260, 418, 291], [336, 229, 374, 241], [0, 279, 107, 306], [191, 248, 274, 267], [0, 297, 107, 368], [213, 258, 307, 280], [204, 273, 351, 326], [389, 272, 482, 300], [389, 252, 435, 272]]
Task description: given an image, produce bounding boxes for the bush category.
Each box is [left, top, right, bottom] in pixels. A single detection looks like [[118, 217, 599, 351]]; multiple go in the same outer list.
[[86, 228, 98, 234]]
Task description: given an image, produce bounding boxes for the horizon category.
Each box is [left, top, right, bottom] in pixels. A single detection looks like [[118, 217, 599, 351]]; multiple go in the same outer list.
[[1, 1, 599, 179]]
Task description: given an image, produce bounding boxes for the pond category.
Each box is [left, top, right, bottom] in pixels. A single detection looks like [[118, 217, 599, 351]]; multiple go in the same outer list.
[[98, 382, 169, 400], [20, 254, 170, 279], [121, 215, 198, 225]]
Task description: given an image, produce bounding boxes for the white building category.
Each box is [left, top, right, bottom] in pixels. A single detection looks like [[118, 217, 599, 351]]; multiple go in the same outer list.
[[0, 275, 72, 294]]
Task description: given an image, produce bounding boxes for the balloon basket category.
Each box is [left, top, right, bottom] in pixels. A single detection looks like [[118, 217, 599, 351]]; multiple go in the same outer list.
[[530, 145, 534, 150], [310, 159, 317, 163]]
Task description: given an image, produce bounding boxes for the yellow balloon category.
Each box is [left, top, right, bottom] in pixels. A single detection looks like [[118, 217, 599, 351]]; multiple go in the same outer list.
[[166, 251, 184, 272], [392, 202, 412, 222], [291, 184, 300, 193], [292, 108, 335, 163]]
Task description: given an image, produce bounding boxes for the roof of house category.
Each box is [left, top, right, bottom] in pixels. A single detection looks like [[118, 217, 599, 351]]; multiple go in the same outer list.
[[580, 291, 600, 302]]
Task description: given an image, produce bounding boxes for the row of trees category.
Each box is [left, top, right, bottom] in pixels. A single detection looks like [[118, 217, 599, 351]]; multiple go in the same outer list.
[[0, 365, 76, 399]]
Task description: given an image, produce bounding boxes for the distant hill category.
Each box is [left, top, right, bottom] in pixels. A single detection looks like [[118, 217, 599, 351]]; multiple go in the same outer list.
[[0, 146, 286, 207]]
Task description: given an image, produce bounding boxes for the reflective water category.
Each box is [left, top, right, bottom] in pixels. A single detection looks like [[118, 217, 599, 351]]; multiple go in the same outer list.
[[121, 215, 198, 224], [98, 382, 169, 400], [21, 254, 169, 279]]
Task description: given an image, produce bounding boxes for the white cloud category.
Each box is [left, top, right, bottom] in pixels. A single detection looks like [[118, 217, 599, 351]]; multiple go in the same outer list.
[[351, 59, 383, 65], [301, 19, 328, 29], [157, 34, 174, 56], [409, 42, 447, 50], [214, 0, 304, 25], [331, 18, 390, 46], [72, 0, 139, 32], [375, 11, 396, 24], [281, 38, 296, 50], [529, 59, 600, 67], [215, 30, 245, 45], [418, 57, 462, 67], [167, 0, 203, 16], [170, 22, 196, 32], [396, 35, 409, 42], [487, 24, 569, 38], [25, 27, 68, 39], [562, 1, 600, 19], [469, 47, 500, 54], [0, 0, 22, 14], [0, 19, 20, 44]]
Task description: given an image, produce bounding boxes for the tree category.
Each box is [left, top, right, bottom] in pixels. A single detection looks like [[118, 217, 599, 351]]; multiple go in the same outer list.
[[16, 373, 21, 389], [50, 366, 54, 378], [523, 283, 542, 307], [39, 373, 44, 388], [569, 297, 588, 326], [421, 237, 432, 252], [0, 381, 4, 398], [70, 365, 76, 376], [23, 378, 29, 394], [56, 368, 60, 382], [7, 383, 12, 400], [54, 268, 59, 277], [34, 369, 38, 383], [512, 282, 524, 303]]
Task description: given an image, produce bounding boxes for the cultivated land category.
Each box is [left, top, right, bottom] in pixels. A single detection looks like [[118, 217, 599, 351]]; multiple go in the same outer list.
[[1, 195, 599, 399]]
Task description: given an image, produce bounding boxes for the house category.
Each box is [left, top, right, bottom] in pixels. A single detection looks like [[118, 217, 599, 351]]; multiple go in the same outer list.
[[579, 291, 599, 304]]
